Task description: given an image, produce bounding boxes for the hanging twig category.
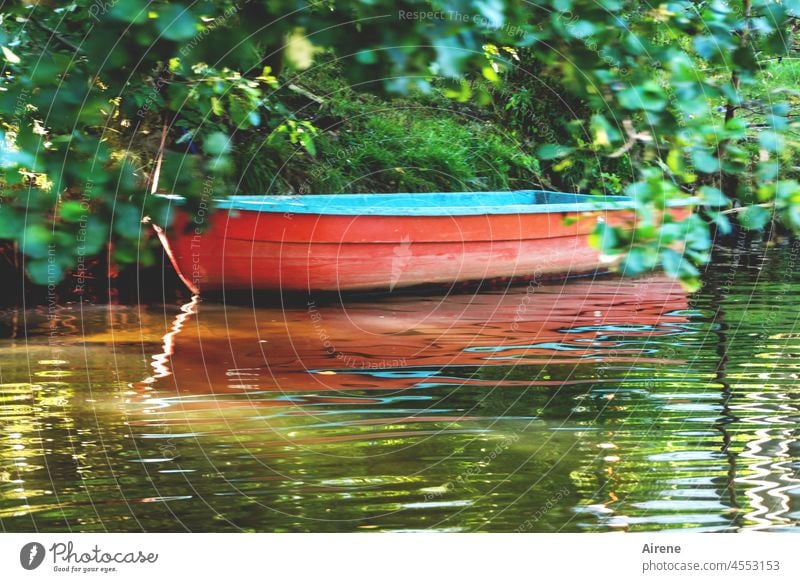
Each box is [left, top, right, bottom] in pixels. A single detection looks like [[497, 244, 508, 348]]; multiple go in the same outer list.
[[141, 116, 168, 234], [149, 116, 169, 195], [287, 83, 325, 104], [720, 202, 774, 215], [608, 119, 652, 158]]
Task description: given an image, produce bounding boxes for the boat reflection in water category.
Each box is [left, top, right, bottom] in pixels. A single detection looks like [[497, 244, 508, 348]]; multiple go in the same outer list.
[[130, 268, 798, 532], [123, 275, 739, 532], [142, 275, 691, 398]]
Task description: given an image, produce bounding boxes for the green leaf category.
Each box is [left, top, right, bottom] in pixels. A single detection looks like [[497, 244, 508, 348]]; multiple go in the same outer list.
[[659, 221, 685, 244], [738, 205, 771, 230], [553, 0, 573, 12], [757, 159, 780, 183], [21, 225, 53, 259], [707, 210, 732, 235], [685, 215, 712, 251], [167, 83, 191, 110], [590, 114, 619, 147], [0, 206, 20, 238], [481, 65, 500, 84], [299, 132, 316, 157], [666, 149, 684, 176], [772, 103, 791, 117], [113, 203, 143, 239], [670, 53, 698, 83], [354, 50, 378, 65], [774, 180, 800, 203], [619, 248, 645, 275], [588, 222, 619, 254], [622, 246, 658, 275], [229, 99, 252, 127], [724, 116, 747, 140], [149, 200, 175, 228], [568, 21, 597, 39], [210, 97, 224, 116], [617, 82, 667, 112], [787, 205, 800, 231], [108, 0, 149, 24], [660, 250, 681, 278], [60, 201, 88, 223], [537, 144, 573, 160], [138, 245, 157, 268], [81, 216, 109, 255], [203, 132, 232, 156], [731, 46, 757, 70], [694, 35, 731, 61], [636, 223, 658, 240], [206, 155, 234, 175], [156, 4, 198, 42], [698, 186, 729, 207], [26, 259, 63, 286], [112, 238, 139, 264], [758, 131, 785, 153], [691, 149, 720, 174], [175, 129, 196, 145]]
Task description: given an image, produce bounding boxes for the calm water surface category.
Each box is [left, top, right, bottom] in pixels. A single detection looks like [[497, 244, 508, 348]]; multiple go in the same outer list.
[[1, 243, 798, 532]]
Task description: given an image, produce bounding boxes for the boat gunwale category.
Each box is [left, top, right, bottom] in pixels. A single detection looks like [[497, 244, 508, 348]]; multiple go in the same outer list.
[[157, 190, 697, 217]]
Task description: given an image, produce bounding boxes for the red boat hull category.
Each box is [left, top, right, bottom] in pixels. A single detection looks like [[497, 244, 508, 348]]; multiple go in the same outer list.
[[161, 208, 645, 293]]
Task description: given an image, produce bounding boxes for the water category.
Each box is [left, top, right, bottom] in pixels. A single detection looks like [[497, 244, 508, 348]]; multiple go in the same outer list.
[[1, 242, 798, 532]]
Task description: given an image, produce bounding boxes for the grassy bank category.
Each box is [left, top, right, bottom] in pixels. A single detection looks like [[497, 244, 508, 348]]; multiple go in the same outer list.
[[231, 68, 549, 195]]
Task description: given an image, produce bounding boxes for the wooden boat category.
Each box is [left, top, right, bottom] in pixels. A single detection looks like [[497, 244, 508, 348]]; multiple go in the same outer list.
[[154, 191, 693, 294]]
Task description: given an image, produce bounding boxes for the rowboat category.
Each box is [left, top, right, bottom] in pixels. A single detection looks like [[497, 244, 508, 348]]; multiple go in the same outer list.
[[154, 191, 692, 294]]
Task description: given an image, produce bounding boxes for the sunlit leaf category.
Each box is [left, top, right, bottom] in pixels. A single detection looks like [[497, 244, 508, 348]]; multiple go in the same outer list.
[[203, 132, 232, 156], [738, 205, 771, 230]]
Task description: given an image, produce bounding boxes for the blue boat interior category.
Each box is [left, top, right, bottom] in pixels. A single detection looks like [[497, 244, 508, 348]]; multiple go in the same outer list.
[[158, 190, 695, 216]]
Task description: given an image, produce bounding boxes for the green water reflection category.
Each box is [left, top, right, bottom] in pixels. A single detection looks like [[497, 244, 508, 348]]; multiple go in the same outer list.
[[0, 242, 798, 532]]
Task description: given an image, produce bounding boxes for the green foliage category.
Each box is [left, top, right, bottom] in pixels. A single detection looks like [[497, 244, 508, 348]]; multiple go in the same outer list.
[[494, 0, 800, 288], [1, 0, 800, 289], [236, 101, 542, 195]]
